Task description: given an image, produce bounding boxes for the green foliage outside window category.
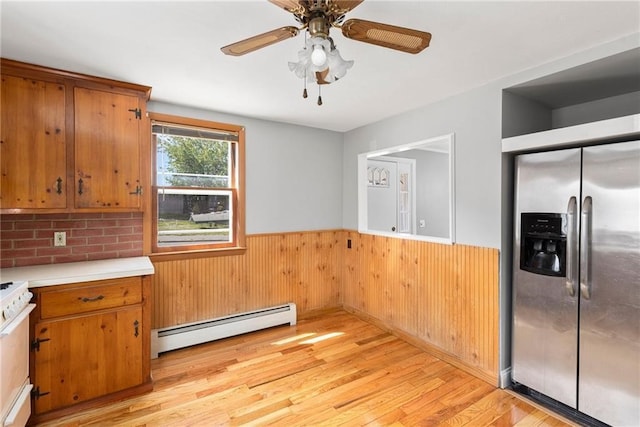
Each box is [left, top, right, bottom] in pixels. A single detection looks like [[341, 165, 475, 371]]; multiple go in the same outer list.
[[157, 135, 229, 187]]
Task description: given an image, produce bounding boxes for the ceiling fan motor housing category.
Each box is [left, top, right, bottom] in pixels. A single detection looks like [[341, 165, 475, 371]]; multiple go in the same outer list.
[[308, 12, 330, 38]]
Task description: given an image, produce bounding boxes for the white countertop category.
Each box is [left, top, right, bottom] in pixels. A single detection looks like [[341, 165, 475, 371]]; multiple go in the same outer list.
[[0, 256, 154, 288]]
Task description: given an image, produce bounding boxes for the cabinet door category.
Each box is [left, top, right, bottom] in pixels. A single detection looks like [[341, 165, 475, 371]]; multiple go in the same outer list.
[[74, 87, 142, 209], [32, 306, 143, 414], [0, 75, 67, 209]]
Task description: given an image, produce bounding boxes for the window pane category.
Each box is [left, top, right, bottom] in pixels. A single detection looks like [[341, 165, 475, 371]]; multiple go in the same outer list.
[[156, 134, 230, 188], [157, 189, 232, 247]]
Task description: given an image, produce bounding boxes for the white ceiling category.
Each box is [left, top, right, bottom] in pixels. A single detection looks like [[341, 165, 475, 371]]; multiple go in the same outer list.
[[1, 1, 638, 132]]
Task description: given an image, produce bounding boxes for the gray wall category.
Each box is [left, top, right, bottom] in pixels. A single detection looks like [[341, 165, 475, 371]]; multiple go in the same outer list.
[[415, 150, 449, 239], [502, 91, 551, 138], [552, 90, 640, 128], [148, 102, 344, 235]]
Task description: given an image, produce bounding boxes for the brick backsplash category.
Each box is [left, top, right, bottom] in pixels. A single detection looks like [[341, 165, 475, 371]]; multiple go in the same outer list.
[[0, 213, 143, 268]]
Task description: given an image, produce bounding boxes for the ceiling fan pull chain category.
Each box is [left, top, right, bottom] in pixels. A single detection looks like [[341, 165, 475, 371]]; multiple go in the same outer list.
[[317, 85, 323, 106], [303, 67, 308, 99]]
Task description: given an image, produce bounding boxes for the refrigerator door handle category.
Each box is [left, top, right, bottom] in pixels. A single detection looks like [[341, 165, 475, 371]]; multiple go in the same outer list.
[[566, 196, 578, 297], [580, 196, 593, 300]]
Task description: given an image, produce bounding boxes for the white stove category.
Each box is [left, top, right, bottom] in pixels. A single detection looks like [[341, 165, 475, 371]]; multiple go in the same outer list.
[[0, 280, 35, 427]]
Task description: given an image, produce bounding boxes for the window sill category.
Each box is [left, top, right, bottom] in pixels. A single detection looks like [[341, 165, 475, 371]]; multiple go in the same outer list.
[[148, 246, 247, 262]]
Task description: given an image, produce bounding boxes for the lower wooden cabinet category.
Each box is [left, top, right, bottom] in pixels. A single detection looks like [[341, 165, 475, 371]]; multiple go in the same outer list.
[[29, 276, 151, 422]]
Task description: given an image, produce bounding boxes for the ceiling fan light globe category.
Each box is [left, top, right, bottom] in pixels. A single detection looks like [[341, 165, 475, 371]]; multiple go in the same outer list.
[[311, 45, 327, 67], [288, 61, 307, 79], [332, 60, 354, 79], [327, 48, 354, 80]]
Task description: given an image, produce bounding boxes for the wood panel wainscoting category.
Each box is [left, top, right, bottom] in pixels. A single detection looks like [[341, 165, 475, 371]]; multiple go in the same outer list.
[[37, 310, 572, 426], [150, 230, 500, 385], [150, 231, 344, 329], [342, 232, 500, 384]]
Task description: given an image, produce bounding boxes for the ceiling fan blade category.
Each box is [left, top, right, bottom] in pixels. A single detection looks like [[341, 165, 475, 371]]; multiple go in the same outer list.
[[328, 0, 364, 16], [341, 18, 431, 54], [268, 0, 306, 15], [221, 26, 299, 56]]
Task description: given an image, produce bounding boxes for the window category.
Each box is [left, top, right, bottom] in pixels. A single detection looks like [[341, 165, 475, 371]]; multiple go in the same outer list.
[[150, 113, 245, 255]]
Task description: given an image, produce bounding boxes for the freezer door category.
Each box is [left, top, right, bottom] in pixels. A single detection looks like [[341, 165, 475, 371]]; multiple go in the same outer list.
[[512, 148, 581, 408], [579, 140, 640, 427]]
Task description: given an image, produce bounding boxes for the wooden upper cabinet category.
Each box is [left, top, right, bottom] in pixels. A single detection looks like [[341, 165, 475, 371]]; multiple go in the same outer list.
[[74, 87, 143, 209], [0, 74, 67, 209], [0, 58, 151, 213]]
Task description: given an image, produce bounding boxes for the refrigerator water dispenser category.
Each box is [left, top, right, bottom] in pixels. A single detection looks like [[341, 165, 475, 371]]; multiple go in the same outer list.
[[520, 213, 566, 277]]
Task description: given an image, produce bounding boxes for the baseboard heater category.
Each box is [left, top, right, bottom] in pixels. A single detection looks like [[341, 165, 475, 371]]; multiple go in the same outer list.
[[150, 303, 297, 358]]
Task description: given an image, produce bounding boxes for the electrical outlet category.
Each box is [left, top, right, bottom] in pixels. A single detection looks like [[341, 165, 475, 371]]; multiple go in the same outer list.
[[54, 231, 66, 247], [419, 220, 426, 228]]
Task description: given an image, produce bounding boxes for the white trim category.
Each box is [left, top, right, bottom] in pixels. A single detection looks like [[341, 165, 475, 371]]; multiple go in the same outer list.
[[501, 114, 640, 153], [157, 188, 232, 196], [358, 133, 456, 245], [449, 133, 456, 244]]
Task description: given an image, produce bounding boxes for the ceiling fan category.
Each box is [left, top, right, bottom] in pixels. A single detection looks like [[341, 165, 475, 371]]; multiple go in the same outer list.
[[221, 0, 432, 105]]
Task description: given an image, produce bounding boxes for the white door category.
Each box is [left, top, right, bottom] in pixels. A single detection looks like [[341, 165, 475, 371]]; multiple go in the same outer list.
[[367, 159, 398, 233], [367, 158, 414, 234], [397, 161, 412, 234]]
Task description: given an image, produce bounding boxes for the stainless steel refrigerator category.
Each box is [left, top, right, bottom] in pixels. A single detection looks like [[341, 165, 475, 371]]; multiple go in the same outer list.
[[512, 140, 640, 426]]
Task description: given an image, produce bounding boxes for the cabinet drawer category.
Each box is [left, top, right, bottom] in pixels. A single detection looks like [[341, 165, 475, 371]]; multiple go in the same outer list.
[[39, 277, 142, 319]]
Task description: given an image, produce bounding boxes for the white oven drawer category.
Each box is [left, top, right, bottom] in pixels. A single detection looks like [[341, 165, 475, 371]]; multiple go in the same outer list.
[[0, 304, 34, 424], [3, 382, 32, 427]]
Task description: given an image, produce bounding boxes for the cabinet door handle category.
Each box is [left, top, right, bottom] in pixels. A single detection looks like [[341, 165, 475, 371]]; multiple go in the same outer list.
[[133, 320, 139, 337], [56, 177, 63, 195], [128, 108, 142, 119], [78, 178, 84, 195], [31, 386, 50, 400], [31, 337, 51, 352], [80, 295, 104, 302]]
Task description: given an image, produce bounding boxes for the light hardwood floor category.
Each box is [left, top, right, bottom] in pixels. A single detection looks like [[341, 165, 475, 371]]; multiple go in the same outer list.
[[37, 310, 573, 426]]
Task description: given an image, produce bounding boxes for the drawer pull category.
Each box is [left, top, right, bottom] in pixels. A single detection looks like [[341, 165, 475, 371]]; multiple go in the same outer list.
[[80, 295, 105, 303], [133, 320, 139, 337]]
